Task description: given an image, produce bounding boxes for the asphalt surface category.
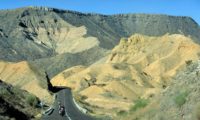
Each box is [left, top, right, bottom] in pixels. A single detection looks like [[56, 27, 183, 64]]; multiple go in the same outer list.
[[42, 88, 96, 120]]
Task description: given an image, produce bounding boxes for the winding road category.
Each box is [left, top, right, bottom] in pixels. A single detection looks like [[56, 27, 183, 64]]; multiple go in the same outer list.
[[42, 88, 96, 120]]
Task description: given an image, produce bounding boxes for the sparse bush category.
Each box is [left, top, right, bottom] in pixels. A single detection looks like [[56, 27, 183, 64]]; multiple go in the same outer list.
[[40, 20, 44, 23], [173, 91, 188, 107], [54, 19, 58, 23], [103, 75, 114, 82], [25, 94, 38, 107], [197, 52, 200, 58], [113, 63, 128, 70], [101, 92, 115, 98], [117, 110, 128, 116], [119, 38, 127, 44], [0, 89, 10, 96], [80, 95, 88, 100], [185, 60, 193, 65], [195, 103, 200, 120], [118, 75, 132, 81], [131, 98, 149, 112]]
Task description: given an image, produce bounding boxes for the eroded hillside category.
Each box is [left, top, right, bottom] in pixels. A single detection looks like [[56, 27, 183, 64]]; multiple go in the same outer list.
[[51, 34, 200, 117], [0, 61, 53, 104], [19, 11, 99, 54]]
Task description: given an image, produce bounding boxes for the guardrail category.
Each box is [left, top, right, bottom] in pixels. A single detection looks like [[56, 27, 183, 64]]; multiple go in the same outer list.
[[72, 98, 87, 114]]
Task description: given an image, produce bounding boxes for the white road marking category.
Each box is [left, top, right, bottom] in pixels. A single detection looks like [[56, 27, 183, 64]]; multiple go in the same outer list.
[[64, 90, 72, 120]]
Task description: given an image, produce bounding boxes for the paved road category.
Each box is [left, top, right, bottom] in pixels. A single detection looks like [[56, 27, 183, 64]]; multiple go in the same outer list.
[[42, 88, 96, 120]]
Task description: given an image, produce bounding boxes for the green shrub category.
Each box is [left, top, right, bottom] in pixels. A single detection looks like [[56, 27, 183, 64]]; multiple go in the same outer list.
[[173, 91, 188, 107], [25, 94, 38, 107], [131, 98, 149, 112]]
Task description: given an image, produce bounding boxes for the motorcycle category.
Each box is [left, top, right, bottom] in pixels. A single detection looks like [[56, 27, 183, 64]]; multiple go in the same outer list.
[[59, 106, 65, 116]]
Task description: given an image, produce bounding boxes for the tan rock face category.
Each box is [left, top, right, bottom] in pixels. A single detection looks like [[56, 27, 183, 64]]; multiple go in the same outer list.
[[0, 61, 53, 104], [51, 34, 200, 116], [109, 34, 200, 85], [23, 16, 99, 54]]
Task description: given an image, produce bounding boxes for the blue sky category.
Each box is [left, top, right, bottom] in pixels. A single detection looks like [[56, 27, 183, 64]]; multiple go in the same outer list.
[[0, 0, 200, 24]]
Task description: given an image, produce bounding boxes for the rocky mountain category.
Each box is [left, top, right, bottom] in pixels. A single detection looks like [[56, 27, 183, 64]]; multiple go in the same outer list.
[[0, 7, 200, 119], [0, 7, 200, 78], [0, 80, 40, 120], [52, 8, 200, 48], [1, 7, 200, 54], [51, 34, 200, 118]]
